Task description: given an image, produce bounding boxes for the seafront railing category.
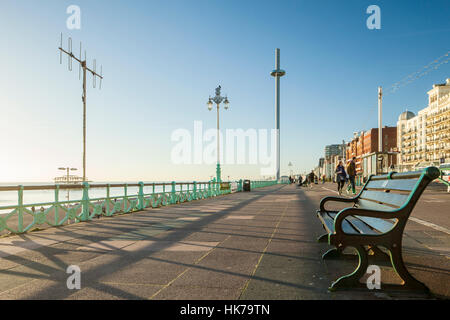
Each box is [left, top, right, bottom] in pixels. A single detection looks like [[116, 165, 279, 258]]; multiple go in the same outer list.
[[0, 179, 277, 235]]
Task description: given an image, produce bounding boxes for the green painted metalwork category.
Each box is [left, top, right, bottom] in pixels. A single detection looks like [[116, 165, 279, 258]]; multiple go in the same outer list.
[[250, 180, 278, 189], [0, 179, 277, 235]]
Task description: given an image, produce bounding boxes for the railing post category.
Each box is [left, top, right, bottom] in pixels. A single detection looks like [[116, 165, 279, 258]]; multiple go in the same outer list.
[[171, 181, 176, 204], [82, 182, 90, 221], [208, 181, 212, 198], [17, 185, 24, 233], [162, 183, 166, 206], [54, 185, 60, 225], [193, 181, 197, 200], [124, 184, 128, 212], [138, 182, 144, 210], [106, 184, 111, 216]]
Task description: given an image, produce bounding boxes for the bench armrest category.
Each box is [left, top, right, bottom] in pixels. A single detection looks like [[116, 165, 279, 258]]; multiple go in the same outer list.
[[334, 207, 399, 236], [319, 196, 358, 212]]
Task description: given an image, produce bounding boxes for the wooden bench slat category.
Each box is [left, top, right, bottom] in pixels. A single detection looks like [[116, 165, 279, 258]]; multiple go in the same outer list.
[[320, 212, 360, 235], [365, 179, 418, 192], [354, 216, 396, 233], [356, 199, 395, 212], [345, 216, 380, 235], [320, 212, 335, 233], [328, 212, 389, 234], [359, 190, 409, 208]]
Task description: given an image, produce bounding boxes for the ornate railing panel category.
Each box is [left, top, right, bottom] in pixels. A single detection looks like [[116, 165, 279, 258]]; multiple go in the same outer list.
[[0, 180, 277, 235]]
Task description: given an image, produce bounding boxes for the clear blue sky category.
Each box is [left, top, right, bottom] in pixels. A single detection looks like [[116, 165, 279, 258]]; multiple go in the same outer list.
[[0, 0, 449, 182]]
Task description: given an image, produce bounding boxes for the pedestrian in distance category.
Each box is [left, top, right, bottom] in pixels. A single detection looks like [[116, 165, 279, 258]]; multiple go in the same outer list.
[[346, 157, 357, 195], [308, 171, 316, 188], [335, 161, 347, 195]]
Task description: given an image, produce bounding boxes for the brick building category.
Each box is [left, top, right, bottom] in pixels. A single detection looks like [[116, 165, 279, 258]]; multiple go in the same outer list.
[[346, 126, 398, 176]]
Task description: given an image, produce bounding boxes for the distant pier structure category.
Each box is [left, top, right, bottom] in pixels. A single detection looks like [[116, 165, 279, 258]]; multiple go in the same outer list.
[[53, 175, 85, 184], [54, 167, 87, 184]]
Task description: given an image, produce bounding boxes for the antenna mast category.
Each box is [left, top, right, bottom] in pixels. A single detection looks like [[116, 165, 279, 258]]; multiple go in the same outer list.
[[58, 33, 103, 182]]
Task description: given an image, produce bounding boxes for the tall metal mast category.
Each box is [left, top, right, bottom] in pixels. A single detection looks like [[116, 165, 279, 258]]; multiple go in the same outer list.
[[270, 49, 286, 181], [58, 34, 103, 182]]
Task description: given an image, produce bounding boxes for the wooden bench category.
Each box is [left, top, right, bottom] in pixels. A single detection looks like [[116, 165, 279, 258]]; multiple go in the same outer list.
[[317, 166, 440, 292]]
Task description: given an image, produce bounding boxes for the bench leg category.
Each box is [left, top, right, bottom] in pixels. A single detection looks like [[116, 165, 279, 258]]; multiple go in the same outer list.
[[329, 245, 368, 291], [389, 245, 429, 293]]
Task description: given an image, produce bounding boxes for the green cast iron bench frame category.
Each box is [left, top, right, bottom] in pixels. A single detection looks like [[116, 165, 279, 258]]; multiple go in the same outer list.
[[316, 166, 440, 292]]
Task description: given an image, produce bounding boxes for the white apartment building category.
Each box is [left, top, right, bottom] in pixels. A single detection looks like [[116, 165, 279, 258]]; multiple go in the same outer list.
[[426, 79, 450, 164], [397, 78, 450, 170]]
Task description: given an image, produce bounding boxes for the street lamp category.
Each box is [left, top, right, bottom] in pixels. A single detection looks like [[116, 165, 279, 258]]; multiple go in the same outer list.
[[206, 85, 230, 183]]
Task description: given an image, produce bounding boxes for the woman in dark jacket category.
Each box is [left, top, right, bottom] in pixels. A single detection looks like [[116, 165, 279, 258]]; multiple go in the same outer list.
[[335, 161, 347, 195]]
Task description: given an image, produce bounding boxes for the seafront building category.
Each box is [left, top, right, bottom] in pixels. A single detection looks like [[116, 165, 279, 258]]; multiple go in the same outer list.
[[323, 144, 345, 181], [345, 127, 397, 179], [316, 78, 449, 179], [425, 79, 450, 165], [325, 144, 344, 159], [397, 78, 450, 171]]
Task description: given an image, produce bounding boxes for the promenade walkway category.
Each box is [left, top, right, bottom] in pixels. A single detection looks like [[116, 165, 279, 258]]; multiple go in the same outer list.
[[0, 184, 448, 299]]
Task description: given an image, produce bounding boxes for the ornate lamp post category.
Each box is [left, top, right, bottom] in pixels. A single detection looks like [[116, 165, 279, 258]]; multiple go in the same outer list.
[[207, 85, 229, 183]]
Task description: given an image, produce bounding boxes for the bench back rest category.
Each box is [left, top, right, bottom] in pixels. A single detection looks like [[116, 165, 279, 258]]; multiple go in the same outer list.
[[357, 167, 440, 219]]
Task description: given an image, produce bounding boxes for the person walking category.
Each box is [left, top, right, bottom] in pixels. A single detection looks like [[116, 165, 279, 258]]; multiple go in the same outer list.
[[298, 175, 303, 187], [346, 157, 357, 195], [335, 161, 347, 195], [308, 171, 316, 188]]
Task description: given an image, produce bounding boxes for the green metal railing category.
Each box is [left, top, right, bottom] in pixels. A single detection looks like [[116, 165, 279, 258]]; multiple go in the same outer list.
[[0, 179, 277, 235], [250, 180, 279, 189]]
